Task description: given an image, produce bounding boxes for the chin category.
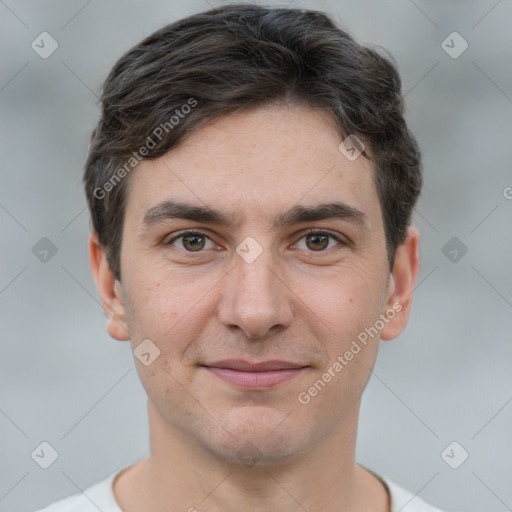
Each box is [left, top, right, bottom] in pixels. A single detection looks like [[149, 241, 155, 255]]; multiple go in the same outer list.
[[200, 405, 310, 466]]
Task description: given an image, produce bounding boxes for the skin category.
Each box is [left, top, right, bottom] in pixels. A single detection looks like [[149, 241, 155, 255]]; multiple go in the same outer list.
[[90, 104, 420, 512]]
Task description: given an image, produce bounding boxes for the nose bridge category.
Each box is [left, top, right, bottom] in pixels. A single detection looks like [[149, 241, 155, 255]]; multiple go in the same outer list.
[[237, 247, 276, 296], [218, 237, 292, 338]]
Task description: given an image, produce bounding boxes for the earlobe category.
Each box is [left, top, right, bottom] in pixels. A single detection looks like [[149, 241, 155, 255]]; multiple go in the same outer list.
[[380, 226, 420, 341], [88, 232, 130, 341]]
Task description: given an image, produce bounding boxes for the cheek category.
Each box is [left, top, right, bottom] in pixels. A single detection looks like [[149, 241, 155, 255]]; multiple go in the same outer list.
[[126, 279, 174, 331], [123, 273, 199, 411], [297, 263, 386, 346], [123, 264, 220, 362], [291, 265, 386, 405], [295, 278, 382, 417]]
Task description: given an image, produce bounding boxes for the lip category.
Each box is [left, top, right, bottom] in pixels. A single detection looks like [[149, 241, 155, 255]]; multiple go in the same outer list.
[[204, 359, 306, 371], [202, 360, 308, 390]]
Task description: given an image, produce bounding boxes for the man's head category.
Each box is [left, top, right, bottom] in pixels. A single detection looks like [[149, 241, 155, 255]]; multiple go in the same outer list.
[[87, 4, 421, 467], [84, 4, 422, 282]]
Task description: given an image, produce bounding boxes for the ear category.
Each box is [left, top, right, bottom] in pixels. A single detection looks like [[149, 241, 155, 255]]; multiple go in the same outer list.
[[89, 232, 130, 341], [380, 226, 420, 341]]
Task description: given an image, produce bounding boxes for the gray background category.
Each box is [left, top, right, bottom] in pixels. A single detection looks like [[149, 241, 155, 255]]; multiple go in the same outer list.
[[1, 1, 511, 511]]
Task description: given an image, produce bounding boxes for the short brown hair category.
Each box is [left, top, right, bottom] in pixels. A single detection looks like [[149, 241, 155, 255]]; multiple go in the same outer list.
[[84, 3, 422, 281]]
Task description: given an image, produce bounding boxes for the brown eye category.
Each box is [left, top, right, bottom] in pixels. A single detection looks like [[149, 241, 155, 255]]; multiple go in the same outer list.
[[296, 230, 343, 252], [166, 231, 214, 252], [181, 234, 206, 251], [305, 233, 329, 251]]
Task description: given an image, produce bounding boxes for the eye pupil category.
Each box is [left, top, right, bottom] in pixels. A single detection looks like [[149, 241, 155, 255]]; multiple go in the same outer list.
[[306, 233, 329, 251], [183, 234, 205, 251], [170, 231, 340, 254]]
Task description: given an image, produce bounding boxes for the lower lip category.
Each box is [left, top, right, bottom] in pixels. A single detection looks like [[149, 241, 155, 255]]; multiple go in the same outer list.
[[204, 367, 306, 389]]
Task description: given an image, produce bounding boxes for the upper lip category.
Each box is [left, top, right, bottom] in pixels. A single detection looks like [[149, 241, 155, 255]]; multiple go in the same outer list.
[[203, 360, 307, 372]]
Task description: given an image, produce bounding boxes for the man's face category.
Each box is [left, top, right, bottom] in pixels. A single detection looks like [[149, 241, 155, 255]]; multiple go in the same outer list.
[[107, 105, 405, 464]]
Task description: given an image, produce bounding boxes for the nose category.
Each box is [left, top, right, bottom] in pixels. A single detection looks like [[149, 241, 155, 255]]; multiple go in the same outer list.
[[217, 244, 294, 340]]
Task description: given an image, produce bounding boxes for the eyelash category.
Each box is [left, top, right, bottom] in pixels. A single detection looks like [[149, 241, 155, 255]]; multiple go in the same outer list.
[[164, 229, 346, 254]]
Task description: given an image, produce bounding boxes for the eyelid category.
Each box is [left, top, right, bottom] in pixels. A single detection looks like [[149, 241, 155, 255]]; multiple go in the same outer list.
[[164, 228, 348, 252], [296, 228, 348, 251], [164, 229, 217, 247], [301, 228, 347, 243]]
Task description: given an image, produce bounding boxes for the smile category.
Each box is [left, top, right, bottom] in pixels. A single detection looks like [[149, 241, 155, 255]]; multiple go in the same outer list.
[[202, 360, 308, 390]]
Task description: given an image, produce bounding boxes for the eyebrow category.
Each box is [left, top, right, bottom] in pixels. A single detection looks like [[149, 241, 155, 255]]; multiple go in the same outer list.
[[140, 199, 369, 232]]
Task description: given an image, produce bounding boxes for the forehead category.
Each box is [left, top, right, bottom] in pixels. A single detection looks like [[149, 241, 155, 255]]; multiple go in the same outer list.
[[124, 105, 381, 231]]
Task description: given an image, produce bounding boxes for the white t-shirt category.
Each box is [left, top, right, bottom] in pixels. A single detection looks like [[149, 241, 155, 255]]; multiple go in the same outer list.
[[34, 465, 446, 512]]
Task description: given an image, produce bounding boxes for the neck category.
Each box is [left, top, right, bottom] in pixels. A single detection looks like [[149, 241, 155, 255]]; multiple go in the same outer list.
[[114, 399, 389, 512]]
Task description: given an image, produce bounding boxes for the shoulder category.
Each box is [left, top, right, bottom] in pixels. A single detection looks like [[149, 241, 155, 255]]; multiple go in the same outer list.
[[361, 464, 447, 511], [381, 476, 447, 512], [33, 468, 124, 512], [34, 493, 95, 512]]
